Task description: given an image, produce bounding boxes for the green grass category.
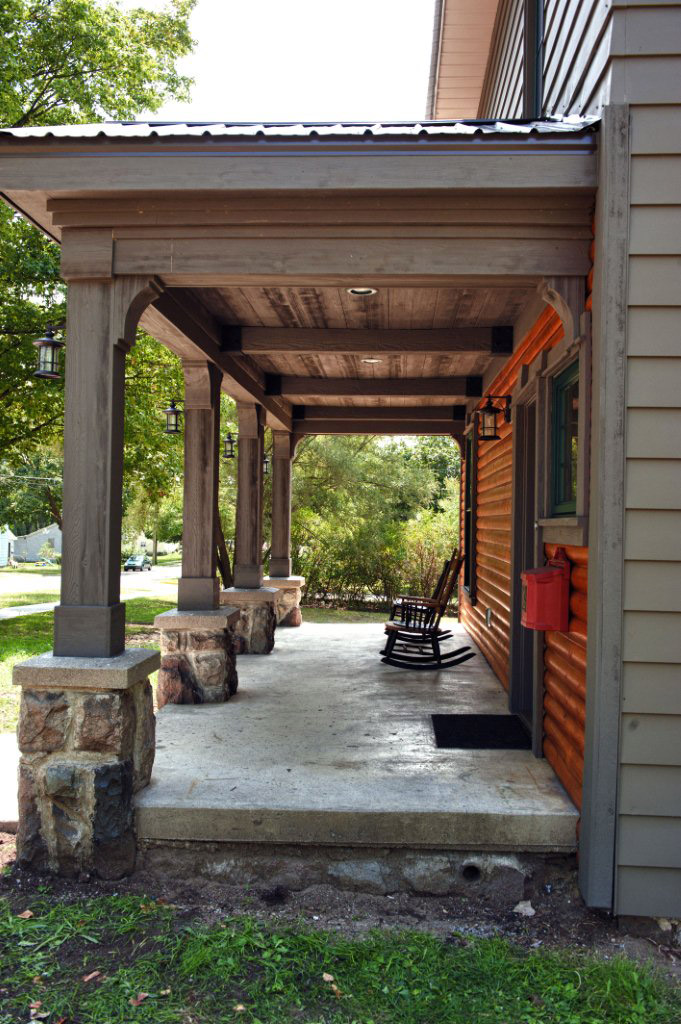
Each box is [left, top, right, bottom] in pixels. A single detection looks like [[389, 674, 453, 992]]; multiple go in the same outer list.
[[0, 597, 173, 732], [0, 591, 59, 610], [155, 552, 181, 565], [0, 894, 677, 1024], [0, 564, 61, 576]]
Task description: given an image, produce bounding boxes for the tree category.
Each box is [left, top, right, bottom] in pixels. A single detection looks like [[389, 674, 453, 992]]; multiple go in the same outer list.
[[0, 0, 195, 465]]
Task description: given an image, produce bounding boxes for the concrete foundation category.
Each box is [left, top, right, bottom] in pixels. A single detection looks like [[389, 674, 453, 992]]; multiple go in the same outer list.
[[136, 623, 578, 862], [14, 648, 159, 879], [263, 576, 305, 627], [155, 608, 240, 706], [220, 587, 277, 653]]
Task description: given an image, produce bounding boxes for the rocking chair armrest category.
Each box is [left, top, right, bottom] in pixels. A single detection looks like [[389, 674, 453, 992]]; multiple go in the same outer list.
[[399, 596, 438, 607]]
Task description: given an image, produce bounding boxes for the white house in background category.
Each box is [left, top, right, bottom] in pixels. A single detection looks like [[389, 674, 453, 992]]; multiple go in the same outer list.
[[13, 523, 62, 562], [0, 526, 16, 567]]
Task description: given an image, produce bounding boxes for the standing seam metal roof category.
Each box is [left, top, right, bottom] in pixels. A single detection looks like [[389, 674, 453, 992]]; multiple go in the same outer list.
[[0, 117, 599, 140]]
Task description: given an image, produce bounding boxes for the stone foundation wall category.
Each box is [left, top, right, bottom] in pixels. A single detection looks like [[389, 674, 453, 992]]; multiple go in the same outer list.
[[15, 661, 156, 880]]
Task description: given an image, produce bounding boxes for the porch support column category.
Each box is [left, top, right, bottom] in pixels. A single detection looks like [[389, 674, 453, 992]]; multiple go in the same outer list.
[[54, 277, 154, 658], [234, 402, 264, 588], [177, 360, 221, 610], [269, 430, 294, 577]]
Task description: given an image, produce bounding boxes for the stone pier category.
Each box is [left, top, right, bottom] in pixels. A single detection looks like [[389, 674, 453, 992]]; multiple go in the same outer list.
[[220, 587, 277, 653], [155, 608, 240, 707], [263, 576, 305, 627], [13, 649, 158, 879]]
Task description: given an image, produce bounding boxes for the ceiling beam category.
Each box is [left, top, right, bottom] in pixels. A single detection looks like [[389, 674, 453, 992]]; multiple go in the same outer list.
[[295, 405, 466, 422], [268, 376, 483, 399], [225, 326, 514, 355], [147, 289, 293, 431], [293, 420, 465, 436]]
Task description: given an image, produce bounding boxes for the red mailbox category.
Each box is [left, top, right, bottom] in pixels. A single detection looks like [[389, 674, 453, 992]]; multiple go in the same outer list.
[[521, 548, 570, 632]]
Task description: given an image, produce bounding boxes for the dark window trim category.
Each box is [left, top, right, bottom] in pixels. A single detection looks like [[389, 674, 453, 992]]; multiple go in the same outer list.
[[551, 359, 579, 516], [523, 0, 544, 119]]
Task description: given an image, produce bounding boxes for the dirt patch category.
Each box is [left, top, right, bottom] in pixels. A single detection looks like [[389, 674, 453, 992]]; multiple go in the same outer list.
[[1, 841, 679, 983]]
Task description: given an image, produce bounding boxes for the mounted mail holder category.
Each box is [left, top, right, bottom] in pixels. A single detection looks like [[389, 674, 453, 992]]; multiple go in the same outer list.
[[520, 547, 570, 632]]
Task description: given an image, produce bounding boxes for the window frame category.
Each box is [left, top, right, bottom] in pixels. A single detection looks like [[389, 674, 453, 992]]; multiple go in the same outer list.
[[550, 359, 580, 517]]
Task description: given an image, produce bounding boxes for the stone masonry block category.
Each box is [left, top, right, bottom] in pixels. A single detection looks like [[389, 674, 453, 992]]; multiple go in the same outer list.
[[15, 762, 49, 871], [132, 679, 155, 792], [18, 690, 69, 753], [92, 760, 136, 880], [73, 691, 134, 756]]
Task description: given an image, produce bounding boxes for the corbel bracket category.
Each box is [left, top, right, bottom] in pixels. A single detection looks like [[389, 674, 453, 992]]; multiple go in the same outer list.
[[538, 276, 586, 348]]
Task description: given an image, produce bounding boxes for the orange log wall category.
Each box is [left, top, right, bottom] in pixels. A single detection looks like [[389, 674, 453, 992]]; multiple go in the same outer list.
[[459, 306, 589, 810]]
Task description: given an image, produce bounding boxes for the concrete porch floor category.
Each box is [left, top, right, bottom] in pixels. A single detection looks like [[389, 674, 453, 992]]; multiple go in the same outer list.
[[136, 622, 577, 852]]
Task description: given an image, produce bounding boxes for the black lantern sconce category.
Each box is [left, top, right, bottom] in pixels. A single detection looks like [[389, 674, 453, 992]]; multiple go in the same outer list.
[[163, 399, 182, 435], [33, 325, 65, 379], [263, 453, 270, 475], [223, 431, 236, 461], [479, 395, 512, 442]]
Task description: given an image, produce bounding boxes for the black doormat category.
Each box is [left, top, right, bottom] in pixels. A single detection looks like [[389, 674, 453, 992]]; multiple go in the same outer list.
[[431, 713, 531, 750]]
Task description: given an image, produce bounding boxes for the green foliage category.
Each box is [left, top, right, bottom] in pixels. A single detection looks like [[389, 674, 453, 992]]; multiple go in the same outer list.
[[289, 435, 459, 605], [0, 894, 678, 1023]]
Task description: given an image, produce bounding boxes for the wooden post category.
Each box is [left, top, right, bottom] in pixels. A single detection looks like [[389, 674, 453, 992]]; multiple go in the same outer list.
[[178, 361, 222, 610], [54, 276, 155, 657], [269, 431, 294, 577], [234, 403, 264, 588]]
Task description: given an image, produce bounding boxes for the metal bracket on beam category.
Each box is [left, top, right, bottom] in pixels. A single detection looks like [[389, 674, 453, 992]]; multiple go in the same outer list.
[[490, 326, 514, 354], [265, 373, 282, 396], [452, 406, 466, 421], [220, 325, 242, 351], [465, 376, 483, 398]]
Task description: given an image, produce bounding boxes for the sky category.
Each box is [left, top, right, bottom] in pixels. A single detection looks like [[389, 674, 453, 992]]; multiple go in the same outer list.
[[125, 0, 437, 123]]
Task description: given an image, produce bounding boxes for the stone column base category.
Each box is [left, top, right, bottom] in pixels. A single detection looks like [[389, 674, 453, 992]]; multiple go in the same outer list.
[[220, 587, 277, 654], [13, 648, 159, 880], [154, 608, 240, 707], [263, 576, 305, 627]]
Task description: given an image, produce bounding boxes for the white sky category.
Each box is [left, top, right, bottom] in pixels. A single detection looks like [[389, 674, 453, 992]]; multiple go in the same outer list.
[[125, 0, 437, 122]]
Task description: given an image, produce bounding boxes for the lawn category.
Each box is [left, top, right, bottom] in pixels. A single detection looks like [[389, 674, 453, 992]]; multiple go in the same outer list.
[[0, 597, 174, 733], [0, 893, 677, 1024], [0, 591, 59, 610], [301, 605, 388, 624]]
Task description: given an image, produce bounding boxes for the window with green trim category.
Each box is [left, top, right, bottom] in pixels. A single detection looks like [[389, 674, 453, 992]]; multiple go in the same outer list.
[[551, 360, 579, 515]]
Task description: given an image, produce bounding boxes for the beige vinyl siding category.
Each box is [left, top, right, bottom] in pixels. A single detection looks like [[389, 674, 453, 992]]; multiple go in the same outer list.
[[429, 0, 499, 118], [478, 0, 524, 118], [616, 44, 681, 910], [542, 0, 613, 116]]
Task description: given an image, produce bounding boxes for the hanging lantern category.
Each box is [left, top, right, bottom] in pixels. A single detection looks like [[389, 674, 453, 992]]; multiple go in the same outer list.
[[33, 325, 64, 379], [223, 431, 236, 460], [479, 395, 512, 442], [163, 399, 181, 434], [263, 452, 270, 475]]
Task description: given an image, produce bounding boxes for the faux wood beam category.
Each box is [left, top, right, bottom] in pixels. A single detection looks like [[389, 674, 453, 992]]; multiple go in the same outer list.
[[178, 360, 221, 610], [144, 288, 293, 432], [293, 421, 465, 436], [225, 326, 514, 355], [295, 405, 466, 422], [269, 376, 482, 398]]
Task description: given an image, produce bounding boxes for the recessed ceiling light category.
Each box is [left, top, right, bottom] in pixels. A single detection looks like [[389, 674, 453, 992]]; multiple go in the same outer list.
[[347, 286, 377, 296], [361, 357, 383, 364]]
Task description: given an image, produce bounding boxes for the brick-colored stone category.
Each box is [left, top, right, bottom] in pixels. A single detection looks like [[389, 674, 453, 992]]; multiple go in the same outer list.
[[73, 691, 134, 755], [132, 680, 155, 792], [157, 655, 202, 707], [18, 691, 69, 753]]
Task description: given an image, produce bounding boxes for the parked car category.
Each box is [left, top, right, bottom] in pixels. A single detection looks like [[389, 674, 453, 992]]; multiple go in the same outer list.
[[124, 555, 152, 572]]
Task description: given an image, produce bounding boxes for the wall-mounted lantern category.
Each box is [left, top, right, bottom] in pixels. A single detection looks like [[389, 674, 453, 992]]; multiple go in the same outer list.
[[33, 325, 64, 379], [163, 399, 182, 435], [263, 453, 270, 475], [479, 395, 512, 442], [223, 431, 236, 460]]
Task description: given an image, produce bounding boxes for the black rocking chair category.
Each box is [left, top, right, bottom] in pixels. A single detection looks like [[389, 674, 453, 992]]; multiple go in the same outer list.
[[389, 552, 453, 628], [380, 553, 476, 671]]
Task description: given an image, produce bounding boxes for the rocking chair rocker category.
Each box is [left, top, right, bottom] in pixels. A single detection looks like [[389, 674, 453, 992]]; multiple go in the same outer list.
[[380, 553, 476, 671]]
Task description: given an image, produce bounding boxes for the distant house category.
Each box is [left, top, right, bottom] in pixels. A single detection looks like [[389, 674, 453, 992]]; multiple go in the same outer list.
[[13, 523, 62, 562], [0, 526, 16, 567]]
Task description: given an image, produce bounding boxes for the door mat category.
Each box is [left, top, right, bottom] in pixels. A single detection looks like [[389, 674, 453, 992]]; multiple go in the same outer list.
[[431, 713, 531, 749]]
